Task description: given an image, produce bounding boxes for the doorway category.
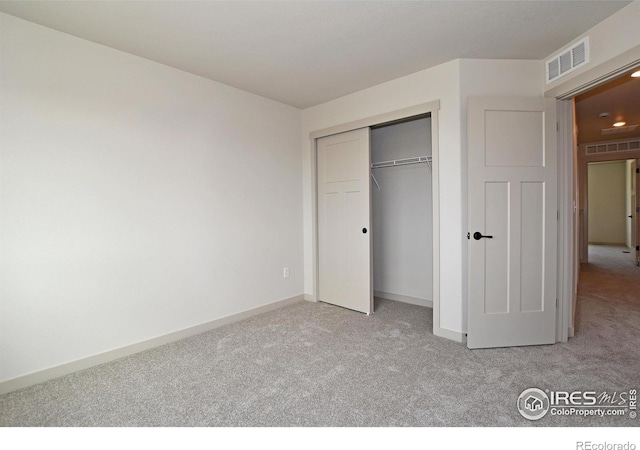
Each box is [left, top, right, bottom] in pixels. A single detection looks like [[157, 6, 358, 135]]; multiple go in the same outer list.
[[585, 159, 639, 265], [561, 66, 640, 338]]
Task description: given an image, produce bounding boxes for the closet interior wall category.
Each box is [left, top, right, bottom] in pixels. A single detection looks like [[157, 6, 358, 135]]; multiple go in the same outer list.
[[371, 117, 433, 307]]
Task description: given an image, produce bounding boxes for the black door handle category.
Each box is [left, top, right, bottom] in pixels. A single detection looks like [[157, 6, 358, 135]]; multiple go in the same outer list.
[[473, 232, 493, 240], [629, 215, 633, 218], [362, 228, 367, 234]]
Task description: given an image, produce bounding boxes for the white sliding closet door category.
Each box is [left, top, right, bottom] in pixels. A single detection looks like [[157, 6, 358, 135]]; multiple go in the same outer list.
[[317, 128, 373, 314]]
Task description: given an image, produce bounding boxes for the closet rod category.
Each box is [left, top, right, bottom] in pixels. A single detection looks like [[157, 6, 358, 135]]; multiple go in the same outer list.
[[371, 155, 431, 170]]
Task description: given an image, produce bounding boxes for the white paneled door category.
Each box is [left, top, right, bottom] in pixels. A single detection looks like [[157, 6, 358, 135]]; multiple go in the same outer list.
[[467, 97, 557, 348], [317, 128, 373, 314]]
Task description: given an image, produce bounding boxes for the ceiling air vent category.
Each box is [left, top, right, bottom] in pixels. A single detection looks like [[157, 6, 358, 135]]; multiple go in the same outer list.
[[546, 37, 589, 83]]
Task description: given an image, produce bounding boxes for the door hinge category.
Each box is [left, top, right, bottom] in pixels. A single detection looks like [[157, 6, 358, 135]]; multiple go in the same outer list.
[[636, 246, 639, 251], [637, 206, 640, 213], [557, 210, 560, 221], [556, 122, 559, 132], [556, 298, 558, 309], [636, 168, 639, 174]]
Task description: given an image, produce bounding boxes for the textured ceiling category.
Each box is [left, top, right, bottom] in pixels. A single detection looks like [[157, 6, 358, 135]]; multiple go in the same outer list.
[[576, 71, 640, 145], [0, 1, 631, 108]]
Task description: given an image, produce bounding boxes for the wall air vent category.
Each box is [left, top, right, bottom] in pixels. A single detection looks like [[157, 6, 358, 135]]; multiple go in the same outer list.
[[585, 139, 640, 154], [546, 37, 589, 83]]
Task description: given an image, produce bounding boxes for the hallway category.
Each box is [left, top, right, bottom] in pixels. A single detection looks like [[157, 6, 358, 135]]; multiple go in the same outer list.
[[576, 244, 640, 337]]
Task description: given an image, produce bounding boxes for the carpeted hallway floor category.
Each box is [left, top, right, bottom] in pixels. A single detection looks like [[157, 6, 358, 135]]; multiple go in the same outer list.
[[1, 244, 639, 427]]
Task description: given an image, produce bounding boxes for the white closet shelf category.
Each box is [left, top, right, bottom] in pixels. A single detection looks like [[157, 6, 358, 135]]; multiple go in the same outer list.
[[371, 155, 432, 170]]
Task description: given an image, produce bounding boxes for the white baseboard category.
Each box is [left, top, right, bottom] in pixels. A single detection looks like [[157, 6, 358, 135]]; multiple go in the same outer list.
[[303, 293, 317, 302], [374, 290, 432, 308], [433, 326, 467, 344], [0, 294, 303, 396]]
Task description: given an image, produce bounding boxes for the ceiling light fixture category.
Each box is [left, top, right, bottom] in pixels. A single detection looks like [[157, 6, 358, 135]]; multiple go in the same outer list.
[[613, 121, 626, 127], [601, 124, 638, 135], [632, 70, 640, 78]]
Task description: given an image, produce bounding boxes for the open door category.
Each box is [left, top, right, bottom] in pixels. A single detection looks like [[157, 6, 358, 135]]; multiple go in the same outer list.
[[317, 128, 373, 314], [467, 96, 557, 348]]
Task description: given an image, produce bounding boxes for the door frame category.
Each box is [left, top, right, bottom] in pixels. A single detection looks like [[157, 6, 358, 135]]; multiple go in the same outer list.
[[548, 45, 640, 341], [636, 160, 640, 266], [308, 100, 447, 336]]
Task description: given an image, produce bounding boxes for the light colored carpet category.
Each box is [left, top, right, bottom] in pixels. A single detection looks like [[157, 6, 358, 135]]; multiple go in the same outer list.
[[1, 245, 639, 427]]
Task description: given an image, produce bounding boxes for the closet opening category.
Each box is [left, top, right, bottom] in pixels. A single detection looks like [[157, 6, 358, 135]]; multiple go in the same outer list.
[[371, 114, 433, 309], [310, 100, 441, 333]]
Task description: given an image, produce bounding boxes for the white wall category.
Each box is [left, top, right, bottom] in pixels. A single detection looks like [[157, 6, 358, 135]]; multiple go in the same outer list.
[[371, 118, 432, 303], [0, 13, 303, 382], [588, 161, 627, 244], [544, 1, 640, 93], [302, 59, 542, 335]]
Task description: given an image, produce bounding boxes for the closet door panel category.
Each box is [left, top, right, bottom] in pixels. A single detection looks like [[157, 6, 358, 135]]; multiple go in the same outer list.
[[317, 128, 372, 314]]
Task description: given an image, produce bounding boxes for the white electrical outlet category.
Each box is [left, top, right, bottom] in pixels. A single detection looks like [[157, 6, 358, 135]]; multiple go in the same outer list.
[[283, 267, 290, 278]]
